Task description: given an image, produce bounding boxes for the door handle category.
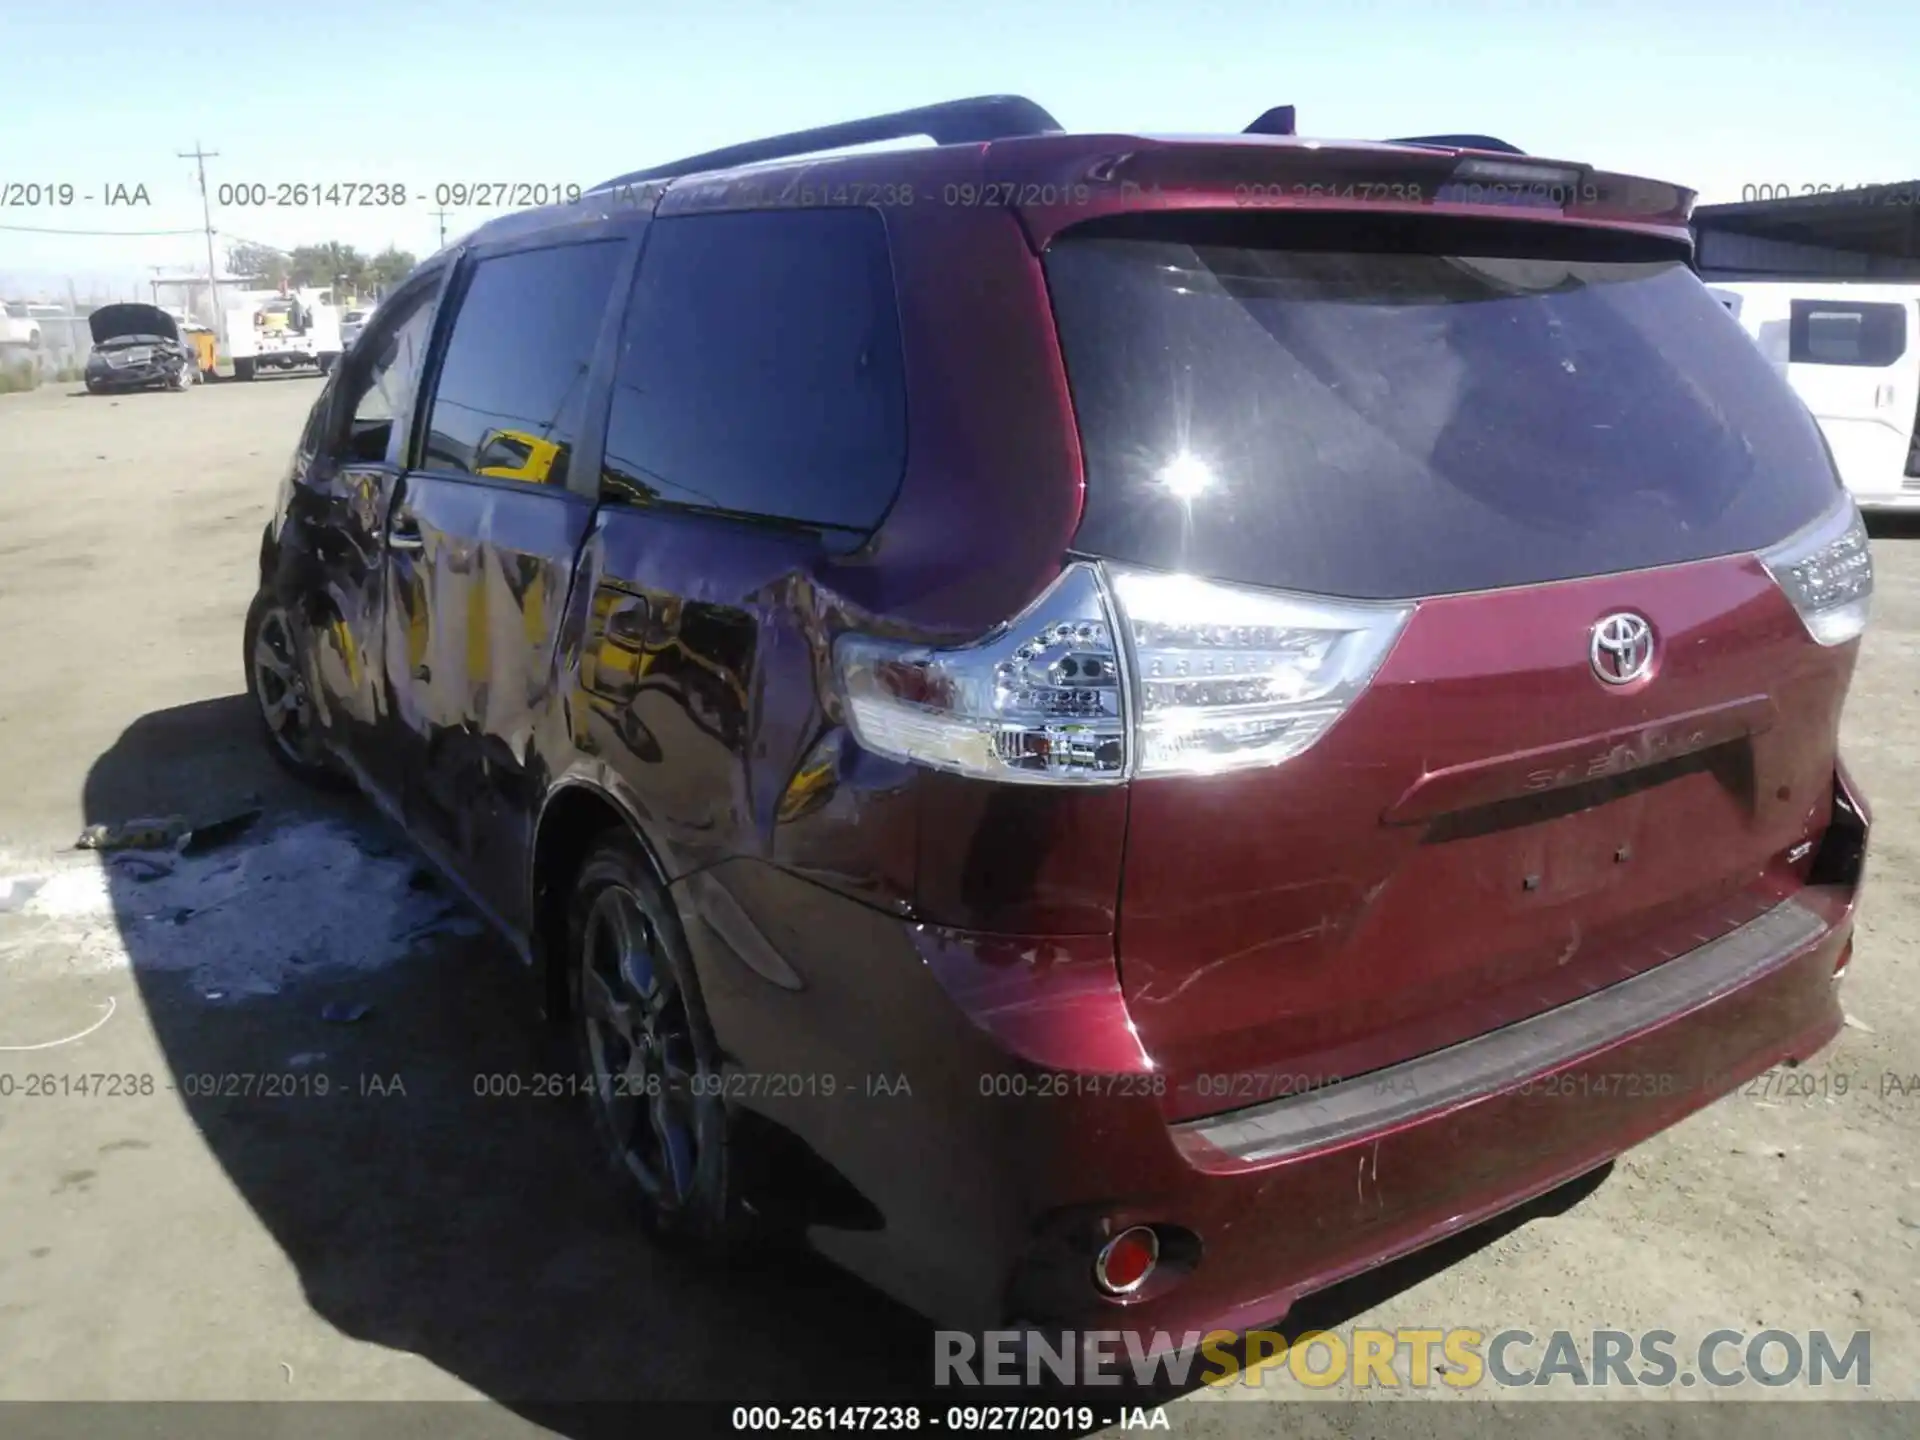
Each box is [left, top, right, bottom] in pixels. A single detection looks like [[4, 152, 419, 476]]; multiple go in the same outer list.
[[388, 517, 424, 552]]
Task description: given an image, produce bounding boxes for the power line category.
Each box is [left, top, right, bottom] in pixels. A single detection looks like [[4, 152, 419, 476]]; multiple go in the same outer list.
[[0, 223, 207, 236]]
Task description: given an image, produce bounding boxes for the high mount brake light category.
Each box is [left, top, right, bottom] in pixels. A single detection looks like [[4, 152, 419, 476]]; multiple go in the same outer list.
[[834, 563, 1412, 784]]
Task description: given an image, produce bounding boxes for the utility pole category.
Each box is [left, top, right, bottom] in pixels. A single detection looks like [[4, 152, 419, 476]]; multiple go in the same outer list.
[[178, 141, 222, 343], [430, 208, 449, 250]]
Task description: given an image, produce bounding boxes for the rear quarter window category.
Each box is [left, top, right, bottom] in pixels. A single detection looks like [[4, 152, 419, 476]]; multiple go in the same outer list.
[[599, 207, 907, 534], [1045, 213, 1842, 600]]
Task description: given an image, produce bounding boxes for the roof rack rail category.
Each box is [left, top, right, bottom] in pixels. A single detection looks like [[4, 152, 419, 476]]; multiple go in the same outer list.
[[590, 94, 1064, 191], [1386, 133, 1527, 155], [1244, 105, 1297, 136]]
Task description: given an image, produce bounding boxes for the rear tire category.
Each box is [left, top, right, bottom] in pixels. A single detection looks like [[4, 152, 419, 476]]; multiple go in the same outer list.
[[234, 356, 256, 381], [565, 832, 765, 1255], [243, 589, 349, 790]]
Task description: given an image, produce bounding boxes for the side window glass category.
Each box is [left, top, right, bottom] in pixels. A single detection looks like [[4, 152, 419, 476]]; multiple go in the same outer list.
[[601, 209, 907, 531], [336, 291, 437, 464], [421, 240, 625, 488], [1788, 299, 1908, 368]]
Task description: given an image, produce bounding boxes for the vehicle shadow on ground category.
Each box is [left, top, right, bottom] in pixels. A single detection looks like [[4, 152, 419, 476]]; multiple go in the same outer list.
[[67, 389, 198, 400], [88, 694, 1610, 1435], [67, 374, 318, 397]]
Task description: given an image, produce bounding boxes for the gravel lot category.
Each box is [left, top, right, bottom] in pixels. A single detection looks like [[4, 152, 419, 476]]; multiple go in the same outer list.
[[0, 377, 1915, 1437]]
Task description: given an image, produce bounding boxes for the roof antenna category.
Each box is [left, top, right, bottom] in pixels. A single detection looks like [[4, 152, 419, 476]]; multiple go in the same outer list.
[[1244, 106, 1297, 136]]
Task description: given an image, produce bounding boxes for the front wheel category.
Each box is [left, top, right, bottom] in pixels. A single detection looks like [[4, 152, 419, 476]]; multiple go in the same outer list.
[[243, 589, 348, 789], [170, 359, 195, 391], [566, 834, 763, 1252]]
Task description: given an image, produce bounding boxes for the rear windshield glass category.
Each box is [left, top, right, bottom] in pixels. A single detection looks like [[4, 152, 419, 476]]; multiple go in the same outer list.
[[1044, 216, 1840, 600]]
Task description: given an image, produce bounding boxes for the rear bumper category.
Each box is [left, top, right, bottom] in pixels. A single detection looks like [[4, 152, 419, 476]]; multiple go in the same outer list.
[[86, 367, 173, 389], [682, 770, 1867, 1344], [1854, 490, 1920, 513], [1179, 895, 1831, 1168], [1062, 885, 1850, 1346]]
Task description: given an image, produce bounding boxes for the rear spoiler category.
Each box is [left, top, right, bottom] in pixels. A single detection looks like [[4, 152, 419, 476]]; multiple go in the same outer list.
[[990, 136, 1697, 250], [1386, 133, 1527, 155]]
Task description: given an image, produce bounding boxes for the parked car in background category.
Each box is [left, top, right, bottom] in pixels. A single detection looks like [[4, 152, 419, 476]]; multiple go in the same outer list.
[[84, 303, 201, 393], [340, 305, 375, 350], [245, 95, 1874, 1347], [1710, 281, 1920, 512], [1, 301, 43, 348]]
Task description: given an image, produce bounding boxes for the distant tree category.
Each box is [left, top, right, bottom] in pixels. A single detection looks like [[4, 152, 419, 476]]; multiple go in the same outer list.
[[366, 246, 419, 296], [227, 240, 290, 285], [287, 242, 367, 295], [222, 238, 415, 302]]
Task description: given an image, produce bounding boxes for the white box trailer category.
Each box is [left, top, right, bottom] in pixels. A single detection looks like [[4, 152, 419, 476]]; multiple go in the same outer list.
[[1709, 280, 1920, 512], [225, 287, 343, 380]]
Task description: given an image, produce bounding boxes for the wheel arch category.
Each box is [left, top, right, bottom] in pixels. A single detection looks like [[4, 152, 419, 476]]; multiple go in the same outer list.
[[528, 776, 675, 1020]]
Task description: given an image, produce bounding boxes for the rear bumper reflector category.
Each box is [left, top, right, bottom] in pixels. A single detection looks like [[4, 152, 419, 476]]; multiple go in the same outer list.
[[1176, 895, 1830, 1165]]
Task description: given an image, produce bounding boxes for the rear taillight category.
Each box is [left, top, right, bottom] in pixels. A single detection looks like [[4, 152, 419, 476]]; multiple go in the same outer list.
[[1760, 498, 1873, 646], [835, 562, 1127, 785], [1109, 568, 1411, 776], [833, 562, 1411, 784]]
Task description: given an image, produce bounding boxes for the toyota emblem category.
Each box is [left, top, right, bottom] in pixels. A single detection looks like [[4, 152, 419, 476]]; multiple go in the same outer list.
[[1590, 613, 1654, 685]]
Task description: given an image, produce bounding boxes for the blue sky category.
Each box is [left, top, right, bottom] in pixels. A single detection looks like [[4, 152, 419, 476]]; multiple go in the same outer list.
[[3, 0, 1916, 298]]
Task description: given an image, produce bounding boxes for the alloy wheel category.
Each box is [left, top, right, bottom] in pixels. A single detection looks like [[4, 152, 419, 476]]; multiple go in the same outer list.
[[579, 883, 702, 1206], [251, 606, 319, 766]]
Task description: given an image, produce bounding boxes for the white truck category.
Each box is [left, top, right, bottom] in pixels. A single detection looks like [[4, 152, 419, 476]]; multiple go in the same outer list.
[[224, 288, 343, 380], [1709, 280, 1920, 513]]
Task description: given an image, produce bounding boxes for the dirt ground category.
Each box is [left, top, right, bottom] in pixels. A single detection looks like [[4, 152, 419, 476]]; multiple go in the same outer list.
[[0, 377, 1915, 1437]]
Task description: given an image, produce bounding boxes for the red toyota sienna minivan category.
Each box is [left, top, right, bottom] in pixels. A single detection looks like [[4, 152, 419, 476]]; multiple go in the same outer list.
[[248, 95, 1874, 1348]]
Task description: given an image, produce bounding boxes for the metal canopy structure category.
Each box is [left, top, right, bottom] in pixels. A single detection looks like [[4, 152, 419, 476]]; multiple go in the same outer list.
[[1693, 185, 1920, 280]]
